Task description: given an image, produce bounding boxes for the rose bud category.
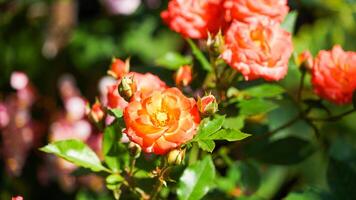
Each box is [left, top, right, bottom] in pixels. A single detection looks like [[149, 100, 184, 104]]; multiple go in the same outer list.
[[174, 65, 192, 87], [107, 57, 130, 79], [297, 51, 313, 70], [118, 75, 137, 101], [89, 101, 105, 123], [198, 94, 218, 115], [207, 30, 224, 56], [12, 197, 23, 200], [128, 142, 141, 159], [167, 148, 185, 166]]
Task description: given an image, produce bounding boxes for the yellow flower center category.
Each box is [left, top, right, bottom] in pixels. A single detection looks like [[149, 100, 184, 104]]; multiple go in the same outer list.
[[153, 111, 169, 127]]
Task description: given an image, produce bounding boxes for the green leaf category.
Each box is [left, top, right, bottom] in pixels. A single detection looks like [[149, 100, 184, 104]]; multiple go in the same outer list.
[[255, 137, 315, 165], [239, 99, 278, 116], [281, 11, 298, 33], [223, 115, 245, 130], [178, 156, 216, 200], [194, 115, 225, 140], [244, 84, 285, 98], [102, 122, 122, 172], [107, 108, 123, 118], [197, 140, 216, 153], [40, 139, 108, 172], [285, 188, 332, 200], [186, 39, 212, 72], [327, 158, 356, 200], [155, 51, 192, 70], [210, 129, 250, 142], [353, 91, 356, 110]]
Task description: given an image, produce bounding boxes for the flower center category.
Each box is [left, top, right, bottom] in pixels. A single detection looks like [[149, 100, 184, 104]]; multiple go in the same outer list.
[[250, 28, 270, 54], [152, 111, 168, 127]]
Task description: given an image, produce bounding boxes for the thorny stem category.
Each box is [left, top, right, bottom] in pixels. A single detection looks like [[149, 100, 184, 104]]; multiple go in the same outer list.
[[150, 160, 171, 200], [122, 179, 149, 200]]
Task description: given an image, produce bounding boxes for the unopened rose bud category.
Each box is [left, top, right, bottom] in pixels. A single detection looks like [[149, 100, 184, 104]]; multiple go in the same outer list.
[[207, 31, 224, 56], [89, 101, 105, 123], [167, 148, 185, 165], [174, 65, 192, 87], [118, 75, 136, 101], [107, 57, 130, 79], [12, 197, 23, 200], [198, 94, 218, 116], [297, 51, 313, 70], [128, 142, 141, 159]]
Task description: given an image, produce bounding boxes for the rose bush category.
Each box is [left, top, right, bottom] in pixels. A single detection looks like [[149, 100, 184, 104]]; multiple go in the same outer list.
[[4, 0, 356, 199]]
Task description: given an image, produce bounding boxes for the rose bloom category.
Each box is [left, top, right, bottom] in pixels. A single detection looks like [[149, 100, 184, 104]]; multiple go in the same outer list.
[[107, 72, 166, 109], [222, 21, 293, 81], [312, 45, 356, 104], [124, 88, 200, 154], [224, 0, 289, 23], [161, 0, 226, 39]]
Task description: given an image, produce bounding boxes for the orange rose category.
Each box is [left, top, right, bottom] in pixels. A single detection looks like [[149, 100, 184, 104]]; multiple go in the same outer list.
[[161, 0, 226, 39], [222, 21, 293, 81], [107, 72, 166, 109], [224, 0, 289, 23], [312, 45, 356, 104], [124, 88, 200, 155]]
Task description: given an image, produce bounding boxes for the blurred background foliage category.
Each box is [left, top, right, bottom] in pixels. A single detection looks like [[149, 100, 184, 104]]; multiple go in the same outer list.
[[1, 0, 356, 199]]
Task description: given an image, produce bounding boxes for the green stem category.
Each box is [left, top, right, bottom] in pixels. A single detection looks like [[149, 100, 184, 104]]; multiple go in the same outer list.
[[308, 108, 356, 122], [188, 143, 199, 166], [297, 69, 306, 102]]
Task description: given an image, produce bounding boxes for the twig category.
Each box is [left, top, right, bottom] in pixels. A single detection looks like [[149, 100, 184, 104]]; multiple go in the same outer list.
[[309, 109, 356, 122]]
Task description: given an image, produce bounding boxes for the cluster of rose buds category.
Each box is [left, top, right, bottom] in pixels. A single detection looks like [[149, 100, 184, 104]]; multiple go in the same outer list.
[[162, 0, 293, 81], [0, 72, 42, 177], [46, 74, 103, 191]]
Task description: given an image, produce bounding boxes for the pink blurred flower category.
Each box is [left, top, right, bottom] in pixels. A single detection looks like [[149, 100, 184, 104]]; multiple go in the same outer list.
[[10, 72, 29, 90], [102, 0, 141, 15]]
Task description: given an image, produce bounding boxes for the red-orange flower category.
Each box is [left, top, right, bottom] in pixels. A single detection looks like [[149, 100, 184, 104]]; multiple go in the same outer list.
[[312, 45, 356, 104], [107, 72, 166, 109], [161, 0, 226, 39], [222, 21, 293, 81], [107, 58, 130, 79], [124, 88, 200, 155], [175, 65, 193, 87], [224, 0, 289, 23]]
